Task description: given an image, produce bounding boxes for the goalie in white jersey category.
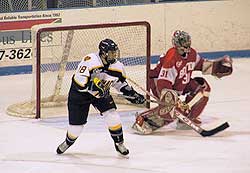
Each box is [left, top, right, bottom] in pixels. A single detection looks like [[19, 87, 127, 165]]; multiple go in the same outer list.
[[56, 38, 145, 157]]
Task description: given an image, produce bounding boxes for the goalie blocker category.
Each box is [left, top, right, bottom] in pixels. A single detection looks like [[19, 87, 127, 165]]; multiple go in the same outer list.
[[132, 89, 178, 134]]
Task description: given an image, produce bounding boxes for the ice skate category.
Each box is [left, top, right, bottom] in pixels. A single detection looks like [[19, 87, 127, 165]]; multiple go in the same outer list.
[[56, 141, 71, 154], [114, 142, 129, 158]]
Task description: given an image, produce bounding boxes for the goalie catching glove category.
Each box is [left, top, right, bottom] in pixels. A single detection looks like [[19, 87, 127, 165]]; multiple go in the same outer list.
[[202, 55, 233, 78], [120, 85, 145, 104]]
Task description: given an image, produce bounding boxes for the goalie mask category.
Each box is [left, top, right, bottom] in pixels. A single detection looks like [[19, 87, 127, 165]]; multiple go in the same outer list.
[[99, 39, 120, 65], [172, 30, 191, 56]]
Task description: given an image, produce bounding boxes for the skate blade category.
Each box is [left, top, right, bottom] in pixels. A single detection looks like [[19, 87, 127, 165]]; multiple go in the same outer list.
[[117, 152, 129, 159]]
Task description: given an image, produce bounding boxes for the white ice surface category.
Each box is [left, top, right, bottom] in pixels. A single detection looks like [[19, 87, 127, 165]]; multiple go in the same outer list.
[[0, 58, 250, 173]]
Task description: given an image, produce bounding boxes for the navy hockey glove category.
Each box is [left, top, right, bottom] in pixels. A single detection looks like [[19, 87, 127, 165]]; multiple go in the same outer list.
[[120, 85, 145, 104]]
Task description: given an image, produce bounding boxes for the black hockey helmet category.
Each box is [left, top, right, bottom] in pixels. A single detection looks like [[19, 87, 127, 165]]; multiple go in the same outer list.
[[99, 38, 120, 64]]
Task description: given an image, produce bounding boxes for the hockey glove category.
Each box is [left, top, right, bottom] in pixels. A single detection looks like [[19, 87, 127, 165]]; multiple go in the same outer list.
[[92, 77, 110, 98], [120, 85, 145, 104], [212, 55, 233, 78], [202, 55, 233, 78]]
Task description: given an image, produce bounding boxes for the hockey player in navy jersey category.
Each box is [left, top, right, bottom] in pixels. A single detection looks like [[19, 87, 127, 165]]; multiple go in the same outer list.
[[56, 38, 145, 157]]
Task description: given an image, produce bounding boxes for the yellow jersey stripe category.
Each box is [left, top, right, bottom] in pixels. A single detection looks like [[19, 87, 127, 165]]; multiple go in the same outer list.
[[109, 123, 122, 131]]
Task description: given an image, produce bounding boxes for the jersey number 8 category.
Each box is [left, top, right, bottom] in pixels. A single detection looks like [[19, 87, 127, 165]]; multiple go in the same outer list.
[[79, 66, 87, 73]]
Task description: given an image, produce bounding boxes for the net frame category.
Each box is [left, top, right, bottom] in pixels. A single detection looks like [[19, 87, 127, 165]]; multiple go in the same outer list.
[[34, 21, 151, 119]]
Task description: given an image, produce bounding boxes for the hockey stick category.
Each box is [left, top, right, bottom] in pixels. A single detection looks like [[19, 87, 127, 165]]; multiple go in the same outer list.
[[126, 77, 202, 108], [117, 94, 160, 104], [174, 109, 229, 137], [126, 77, 230, 137]]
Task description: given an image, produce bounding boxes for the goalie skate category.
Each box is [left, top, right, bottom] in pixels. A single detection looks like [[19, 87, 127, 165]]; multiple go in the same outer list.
[[132, 110, 166, 135], [131, 114, 153, 135], [132, 120, 153, 135]]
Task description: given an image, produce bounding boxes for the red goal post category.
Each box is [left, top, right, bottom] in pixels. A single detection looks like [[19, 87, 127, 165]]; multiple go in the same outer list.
[[7, 21, 151, 119]]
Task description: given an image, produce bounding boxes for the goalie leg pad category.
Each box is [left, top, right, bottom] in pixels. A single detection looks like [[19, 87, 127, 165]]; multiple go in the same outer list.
[[183, 77, 210, 120], [188, 97, 208, 120], [132, 107, 166, 135], [132, 89, 179, 135], [158, 89, 179, 120], [145, 113, 165, 130], [132, 116, 153, 135]]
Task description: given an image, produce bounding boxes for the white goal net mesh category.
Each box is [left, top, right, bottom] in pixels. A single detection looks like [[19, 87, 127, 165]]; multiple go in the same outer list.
[[6, 22, 151, 118], [57, 0, 152, 8], [0, 0, 46, 12]]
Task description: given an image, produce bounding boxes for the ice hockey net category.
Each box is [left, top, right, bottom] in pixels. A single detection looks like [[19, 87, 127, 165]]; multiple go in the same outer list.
[[6, 21, 151, 118]]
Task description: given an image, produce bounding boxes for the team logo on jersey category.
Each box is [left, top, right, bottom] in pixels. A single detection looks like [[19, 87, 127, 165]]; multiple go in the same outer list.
[[84, 56, 91, 61], [176, 61, 182, 68]]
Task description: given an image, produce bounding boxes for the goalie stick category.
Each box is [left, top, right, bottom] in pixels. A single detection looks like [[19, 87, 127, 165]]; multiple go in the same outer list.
[[118, 91, 204, 109], [174, 109, 229, 137], [126, 77, 230, 137]]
